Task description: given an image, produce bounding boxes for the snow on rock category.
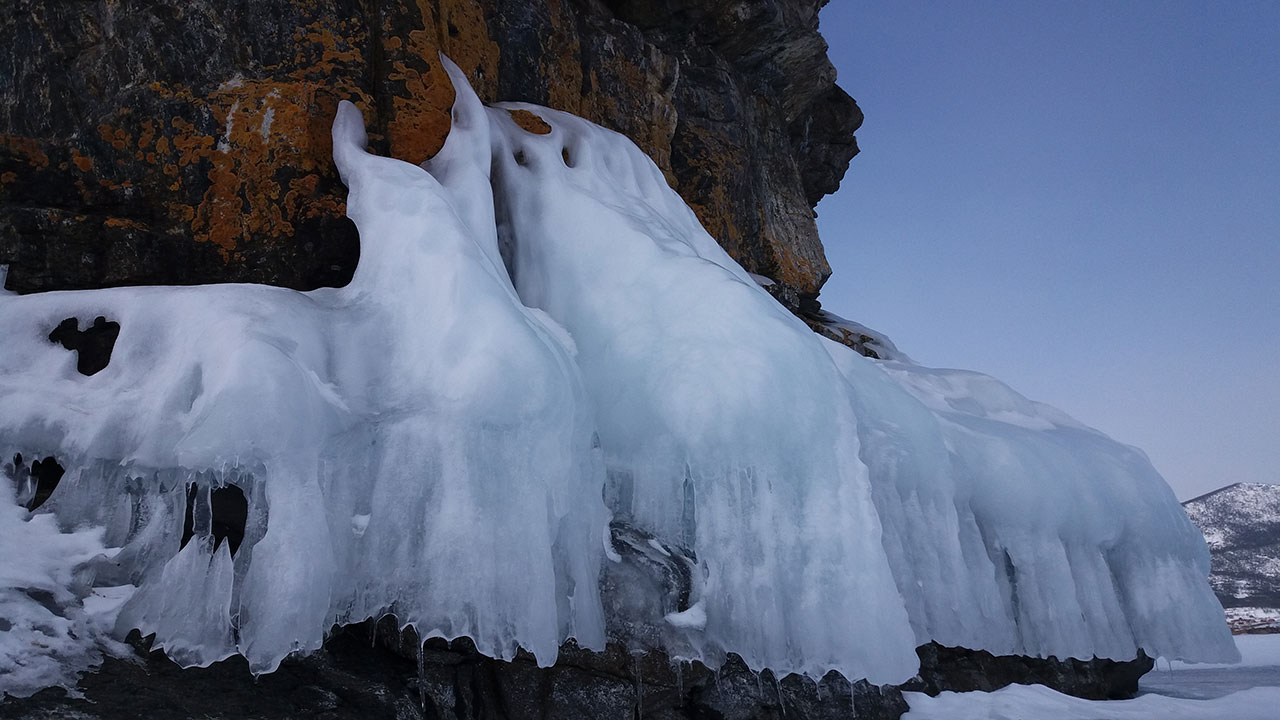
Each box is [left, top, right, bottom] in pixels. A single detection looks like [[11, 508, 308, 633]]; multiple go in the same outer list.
[[0, 56, 1236, 696]]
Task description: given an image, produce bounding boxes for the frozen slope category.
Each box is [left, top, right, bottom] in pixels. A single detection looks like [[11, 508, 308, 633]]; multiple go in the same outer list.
[[0, 57, 1235, 696]]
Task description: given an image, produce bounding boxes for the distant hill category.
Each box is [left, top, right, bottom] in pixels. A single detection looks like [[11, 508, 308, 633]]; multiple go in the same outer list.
[[1183, 483, 1280, 632]]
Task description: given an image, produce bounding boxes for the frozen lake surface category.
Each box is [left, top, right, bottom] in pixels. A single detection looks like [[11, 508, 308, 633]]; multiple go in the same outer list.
[[1142, 632, 1280, 700], [1140, 665, 1280, 700]]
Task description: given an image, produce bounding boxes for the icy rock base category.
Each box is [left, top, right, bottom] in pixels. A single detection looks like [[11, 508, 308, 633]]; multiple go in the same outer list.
[[0, 624, 1165, 720], [0, 624, 910, 720]]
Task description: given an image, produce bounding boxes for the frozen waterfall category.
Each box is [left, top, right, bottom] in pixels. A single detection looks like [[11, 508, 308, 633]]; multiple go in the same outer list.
[[0, 57, 1236, 697]]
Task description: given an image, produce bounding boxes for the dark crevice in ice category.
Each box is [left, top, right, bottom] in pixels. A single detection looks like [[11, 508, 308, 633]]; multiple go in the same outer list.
[[6, 452, 65, 511], [48, 315, 121, 376], [181, 483, 249, 557], [210, 485, 248, 556]]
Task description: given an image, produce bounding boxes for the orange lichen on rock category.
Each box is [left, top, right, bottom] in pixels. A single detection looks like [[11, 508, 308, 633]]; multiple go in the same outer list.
[[385, 53, 455, 164], [71, 151, 94, 172], [1, 135, 52, 169], [375, 0, 498, 165], [672, 125, 745, 259], [576, 51, 678, 187], [97, 125, 132, 152], [169, 118, 214, 167], [770, 234, 830, 296], [78, 13, 376, 261], [432, 0, 499, 99], [540, 3, 587, 118], [507, 109, 552, 135], [104, 217, 148, 231], [190, 76, 369, 258]]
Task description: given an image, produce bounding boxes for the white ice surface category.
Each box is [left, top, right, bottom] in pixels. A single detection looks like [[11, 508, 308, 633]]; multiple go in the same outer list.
[[828, 348, 1237, 663], [0, 56, 1235, 694], [903, 684, 1280, 720], [0, 479, 129, 697], [485, 89, 917, 683]]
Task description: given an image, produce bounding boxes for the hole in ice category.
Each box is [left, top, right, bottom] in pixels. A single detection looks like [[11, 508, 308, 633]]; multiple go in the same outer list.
[[180, 483, 249, 556], [211, 485, 248, 555], [181, 483, 197, 551], [513, 149, 528, 167], [6, 452, 65, 511], [561, 147, 574, 167], [47, 315, 120, 376], [27, 456, 63, 511]]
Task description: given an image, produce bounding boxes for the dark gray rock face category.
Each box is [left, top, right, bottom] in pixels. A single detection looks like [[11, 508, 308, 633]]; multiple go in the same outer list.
[[0, 0, 853, 306]]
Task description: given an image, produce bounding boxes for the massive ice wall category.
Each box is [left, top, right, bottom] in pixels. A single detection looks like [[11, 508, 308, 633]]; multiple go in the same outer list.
[[0, 57, 1235, 697]]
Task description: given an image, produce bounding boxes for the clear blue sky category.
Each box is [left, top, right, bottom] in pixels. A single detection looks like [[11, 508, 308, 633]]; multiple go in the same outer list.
[[816, 0, 1279, 500]]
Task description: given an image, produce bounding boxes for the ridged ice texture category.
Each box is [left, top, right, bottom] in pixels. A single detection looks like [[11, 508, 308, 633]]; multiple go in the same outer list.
[[461, 66, 1233, 668], [0, 57, 1236, 695], [480, 91, 919, 683], [823, 342, 1238, 663]]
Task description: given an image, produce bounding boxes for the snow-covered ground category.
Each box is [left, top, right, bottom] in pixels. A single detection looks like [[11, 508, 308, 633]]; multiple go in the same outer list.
[[905, 633, 1280, 719], [904, 684, 1280, 720]]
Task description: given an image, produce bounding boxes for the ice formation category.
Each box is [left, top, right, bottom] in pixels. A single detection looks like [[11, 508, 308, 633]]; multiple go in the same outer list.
[[0, 474, 130, 696], [0, 57, 1235, 696]]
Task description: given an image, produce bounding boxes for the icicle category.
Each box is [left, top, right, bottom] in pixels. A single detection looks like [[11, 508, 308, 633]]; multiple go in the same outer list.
[[416, 638, 427, 714]]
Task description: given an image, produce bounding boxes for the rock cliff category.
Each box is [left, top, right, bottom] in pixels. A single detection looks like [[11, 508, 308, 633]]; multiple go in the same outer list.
[[0, 0, 858, 310]]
